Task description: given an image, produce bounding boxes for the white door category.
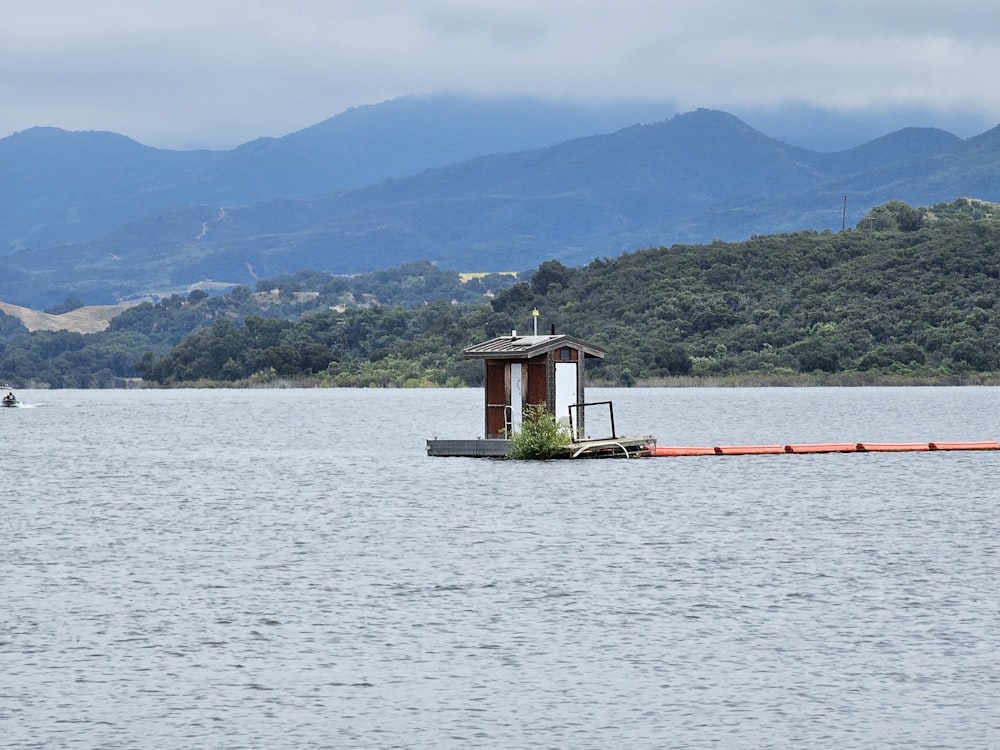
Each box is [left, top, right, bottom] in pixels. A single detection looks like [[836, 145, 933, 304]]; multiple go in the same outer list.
[[510, 362, 523, 434], [555, 362, 578, 437]]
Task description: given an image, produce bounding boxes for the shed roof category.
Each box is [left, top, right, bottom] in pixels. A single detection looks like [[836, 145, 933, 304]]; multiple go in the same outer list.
[[463, 334, 606, 360]]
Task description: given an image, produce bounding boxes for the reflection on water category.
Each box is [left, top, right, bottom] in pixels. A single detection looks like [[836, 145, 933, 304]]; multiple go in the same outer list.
[[3, 387, 999, 748]]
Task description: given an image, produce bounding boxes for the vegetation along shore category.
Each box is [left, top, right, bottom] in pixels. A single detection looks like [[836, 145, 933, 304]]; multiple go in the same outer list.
[[0, 199, 997, 389]]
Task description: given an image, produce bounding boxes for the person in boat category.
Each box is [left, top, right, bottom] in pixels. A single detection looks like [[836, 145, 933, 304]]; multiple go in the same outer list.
[[3, 391, 15, 404]]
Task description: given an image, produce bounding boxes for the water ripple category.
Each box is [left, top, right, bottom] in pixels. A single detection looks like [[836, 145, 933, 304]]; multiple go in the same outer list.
[[3, 387, 999, 748]]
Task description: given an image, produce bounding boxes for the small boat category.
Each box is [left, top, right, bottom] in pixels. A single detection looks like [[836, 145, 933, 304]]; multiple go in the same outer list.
[[2, 392, 17, 407]]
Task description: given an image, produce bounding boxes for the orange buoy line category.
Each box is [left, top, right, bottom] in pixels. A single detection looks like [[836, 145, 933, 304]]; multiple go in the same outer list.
[[929, 441, 1000, 451], [715, 444, 785, 455], [645, 441, 1000, 457], [786, 443, 858, 454], [856, 442, 930, 452], [650, 446, 718, 457]]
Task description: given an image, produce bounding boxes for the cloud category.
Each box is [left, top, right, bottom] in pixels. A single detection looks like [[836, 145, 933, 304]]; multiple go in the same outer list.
[[3, 0, 999, 148]]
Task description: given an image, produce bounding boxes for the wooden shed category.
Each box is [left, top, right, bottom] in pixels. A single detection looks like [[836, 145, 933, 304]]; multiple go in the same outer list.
[[462, 332, 606, 440], [427, 329, 653, 458]]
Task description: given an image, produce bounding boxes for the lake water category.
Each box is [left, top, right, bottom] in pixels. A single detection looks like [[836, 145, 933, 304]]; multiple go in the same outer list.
[[3, 387, 999, 749]]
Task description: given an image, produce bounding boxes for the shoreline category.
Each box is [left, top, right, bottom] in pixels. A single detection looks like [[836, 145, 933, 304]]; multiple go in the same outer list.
[[103, 373, 1000, 389]]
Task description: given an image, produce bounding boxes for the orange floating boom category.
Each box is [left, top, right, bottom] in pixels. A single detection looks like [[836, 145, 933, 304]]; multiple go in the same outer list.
[[784, 443, 858, 454], [929, 440, 1000, 451], [714, 444, 786, 455], [856, 442, 931, 452], [644, 440, 999, 457], [647, 445, 717, 457]]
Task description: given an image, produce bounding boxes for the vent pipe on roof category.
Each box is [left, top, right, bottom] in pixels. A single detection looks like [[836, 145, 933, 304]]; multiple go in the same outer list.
[[511, 329, 517, 338], [551, 323, 556, 335]]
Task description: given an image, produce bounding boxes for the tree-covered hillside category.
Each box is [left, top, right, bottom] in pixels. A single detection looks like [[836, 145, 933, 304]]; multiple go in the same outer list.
[[0, 263, 515, 387], [504, 198, 1000, 382], [1, 199, 997, 387]]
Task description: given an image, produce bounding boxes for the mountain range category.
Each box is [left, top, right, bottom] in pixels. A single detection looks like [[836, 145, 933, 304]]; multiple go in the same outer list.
[[2, 96, 998, 308]]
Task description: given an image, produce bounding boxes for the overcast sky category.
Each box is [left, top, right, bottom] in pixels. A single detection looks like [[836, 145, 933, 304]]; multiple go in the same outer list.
[[3, 0, 999, 150]]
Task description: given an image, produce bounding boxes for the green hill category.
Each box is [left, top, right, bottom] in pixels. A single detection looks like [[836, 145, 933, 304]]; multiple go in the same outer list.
[[146, 198, 1000, 387], [1, 199, 997, 387], [504, 198, 1000, 383]]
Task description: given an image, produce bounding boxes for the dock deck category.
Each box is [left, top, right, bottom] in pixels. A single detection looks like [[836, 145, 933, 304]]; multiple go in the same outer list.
[[563, 436, 656, 458], [426, 436, 655, 458], [426, 439, 512, 458]]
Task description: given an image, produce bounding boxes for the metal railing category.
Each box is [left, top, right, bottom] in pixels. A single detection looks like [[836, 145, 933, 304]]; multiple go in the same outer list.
[[566, 400, 616, 441]]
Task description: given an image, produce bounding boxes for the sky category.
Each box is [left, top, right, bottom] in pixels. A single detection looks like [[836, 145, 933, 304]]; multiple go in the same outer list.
[[3, 0, 1000, 150]]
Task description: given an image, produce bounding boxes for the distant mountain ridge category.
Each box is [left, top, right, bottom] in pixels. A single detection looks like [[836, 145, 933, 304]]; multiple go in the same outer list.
[[0, 96, 676, 252], [1, 98, 999, 308]]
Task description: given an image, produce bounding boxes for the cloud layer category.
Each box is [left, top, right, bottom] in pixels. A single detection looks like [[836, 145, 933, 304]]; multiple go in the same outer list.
[[4, 0, 999, 148]]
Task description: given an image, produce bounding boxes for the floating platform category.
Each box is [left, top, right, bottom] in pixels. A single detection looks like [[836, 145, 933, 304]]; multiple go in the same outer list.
[[564, 436, 656, 458], [647, 440, 1000, 457], [426, 436, 655, 458], [426, 439, 512, 458]]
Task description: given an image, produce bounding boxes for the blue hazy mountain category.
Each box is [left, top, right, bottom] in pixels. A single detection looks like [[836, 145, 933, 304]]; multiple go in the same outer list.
[[0, 96, 676, 252], [1, 97, 997, 307]]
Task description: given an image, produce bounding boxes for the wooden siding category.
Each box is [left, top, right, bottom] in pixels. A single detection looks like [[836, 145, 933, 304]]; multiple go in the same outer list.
[[526, 357, 547, 408], [485, 360, 507, 438]]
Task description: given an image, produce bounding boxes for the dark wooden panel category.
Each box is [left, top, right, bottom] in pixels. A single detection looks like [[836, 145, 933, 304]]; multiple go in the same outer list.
[[485, 360, 508, 437], [526, 360, 547, 406]]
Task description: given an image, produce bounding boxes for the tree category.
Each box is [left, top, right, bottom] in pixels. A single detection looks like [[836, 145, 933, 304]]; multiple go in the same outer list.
[[531, 260, 575, 295], [653, 344, 692, 375]]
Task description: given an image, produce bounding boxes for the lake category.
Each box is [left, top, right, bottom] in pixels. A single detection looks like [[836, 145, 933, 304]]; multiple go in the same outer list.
[[3, 386, 999, 748]]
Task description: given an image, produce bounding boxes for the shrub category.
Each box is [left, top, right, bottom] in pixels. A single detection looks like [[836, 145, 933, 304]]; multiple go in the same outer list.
[[506, 404, 571, 460]]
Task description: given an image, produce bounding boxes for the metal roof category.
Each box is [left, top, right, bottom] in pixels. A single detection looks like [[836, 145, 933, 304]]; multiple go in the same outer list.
[[463, 334, 606, 360]]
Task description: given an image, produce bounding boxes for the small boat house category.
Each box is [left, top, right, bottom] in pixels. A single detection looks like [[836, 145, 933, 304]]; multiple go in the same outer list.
[[463, 332, 606, 440], [427, 329, 654, 458]]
